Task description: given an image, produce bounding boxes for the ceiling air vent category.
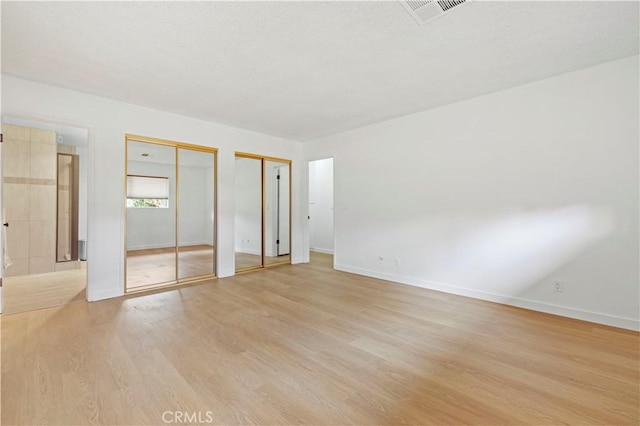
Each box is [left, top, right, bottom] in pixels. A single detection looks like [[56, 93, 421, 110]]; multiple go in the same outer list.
[[401, 0, 470, 25]]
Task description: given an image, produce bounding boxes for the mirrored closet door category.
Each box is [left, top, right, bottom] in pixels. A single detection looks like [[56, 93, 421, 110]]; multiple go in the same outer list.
[[234, 153, 291, 273], [178, 148, 216, 280], [234, 155, 263, 271], [126, 140, 177, 290], [125, 135, 217, 292]]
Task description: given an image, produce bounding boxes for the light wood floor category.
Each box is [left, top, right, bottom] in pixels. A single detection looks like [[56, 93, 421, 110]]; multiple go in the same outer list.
[[1, 263, 86, 314], [126, 245, 215, 290], [1, 253, 638, 425]]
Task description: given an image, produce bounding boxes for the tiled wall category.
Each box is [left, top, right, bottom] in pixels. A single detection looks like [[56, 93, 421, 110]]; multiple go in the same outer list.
[[3, 124, 57, 276]]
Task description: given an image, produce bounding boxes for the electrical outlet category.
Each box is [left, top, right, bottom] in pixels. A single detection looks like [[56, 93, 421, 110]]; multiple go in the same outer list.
[[394, 258, 400, 267], [553, 280, 564, 293]]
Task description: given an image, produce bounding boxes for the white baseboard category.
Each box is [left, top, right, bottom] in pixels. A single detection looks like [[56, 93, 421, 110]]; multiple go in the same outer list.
[[180, 242, 214, 247], [87, 286, 123, 302], [335, 263, 639, 332], [311, 247, 334, 255]]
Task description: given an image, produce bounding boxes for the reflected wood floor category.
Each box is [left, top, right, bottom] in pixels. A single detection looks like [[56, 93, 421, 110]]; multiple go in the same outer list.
[[2, 264, 86, 314], [126, 245, 215, 289], [235, 252, 291, 270], [2, 253, 638, 425]]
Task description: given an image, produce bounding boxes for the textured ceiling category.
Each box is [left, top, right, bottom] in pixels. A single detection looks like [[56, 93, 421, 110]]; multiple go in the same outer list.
[[2, 1, 638, 141]]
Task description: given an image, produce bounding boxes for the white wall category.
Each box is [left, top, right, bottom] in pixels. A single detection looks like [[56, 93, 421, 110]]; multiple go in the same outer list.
[[309, 158, 334, 254], [303, 56, 639, 330], [1, 75, 303, 301], [178, 165, 214, 247]]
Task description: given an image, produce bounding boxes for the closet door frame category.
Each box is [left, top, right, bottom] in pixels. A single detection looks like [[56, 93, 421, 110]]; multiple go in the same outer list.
[[124, 134, 218, 293], [235, 152, 292, 273]]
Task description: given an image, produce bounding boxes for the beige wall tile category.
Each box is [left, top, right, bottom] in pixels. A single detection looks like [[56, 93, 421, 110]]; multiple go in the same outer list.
[[55, 260, 81, 272], [3, 183, 29, 221], [6, 220, 30, 259], [30, 128, 56, 144], [31, 142, 57, 180], [29, 256, 55, 274], [57, 145, 75, 154], [4, 258, 29, 277], [29, 220, 55, 257], [2, 124, 30, 141], [30, 185, 56, 221], [3, 138, 30, 178]]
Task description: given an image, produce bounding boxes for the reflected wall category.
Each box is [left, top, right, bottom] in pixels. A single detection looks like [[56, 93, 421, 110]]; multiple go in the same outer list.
[[178, 148, 216, 280], [234, 156, 262, 271]]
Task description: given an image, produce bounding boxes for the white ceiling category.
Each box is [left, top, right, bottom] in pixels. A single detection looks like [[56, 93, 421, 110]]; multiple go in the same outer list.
[[2, 1, 638, 141]]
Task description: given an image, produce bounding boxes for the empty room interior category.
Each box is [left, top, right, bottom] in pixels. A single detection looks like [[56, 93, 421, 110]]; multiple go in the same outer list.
[[1, 1, 638, 425]]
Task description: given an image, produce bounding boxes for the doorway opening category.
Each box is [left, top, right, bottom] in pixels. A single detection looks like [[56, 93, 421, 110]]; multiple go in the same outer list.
[[308, 158, 334, 265], [1, 116, 88, 314]]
